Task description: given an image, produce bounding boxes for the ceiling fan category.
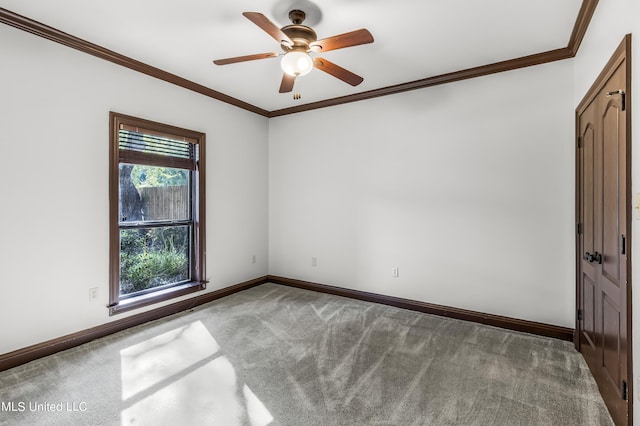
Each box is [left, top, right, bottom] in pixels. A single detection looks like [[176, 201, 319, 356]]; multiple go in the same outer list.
[[213, 10, 374, 94]]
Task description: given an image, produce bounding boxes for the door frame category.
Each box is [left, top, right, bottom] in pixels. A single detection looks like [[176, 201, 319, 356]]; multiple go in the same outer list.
[[575, 33, 632, 424]]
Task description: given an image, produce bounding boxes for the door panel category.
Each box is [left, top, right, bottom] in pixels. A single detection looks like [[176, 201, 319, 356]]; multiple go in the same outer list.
[[602, 294, 621, 389], [582, 274, 596, 347], [582, 123, 595, 255], [601, 100, 622, 283], [579, 100, 598, 367]]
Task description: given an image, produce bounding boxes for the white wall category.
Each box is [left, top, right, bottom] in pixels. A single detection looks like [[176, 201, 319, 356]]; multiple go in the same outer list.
[[0, 24, 269, 354], [269, 59, 576, 327], [0, 3, 607, 363], [572, 0, 639, 420]]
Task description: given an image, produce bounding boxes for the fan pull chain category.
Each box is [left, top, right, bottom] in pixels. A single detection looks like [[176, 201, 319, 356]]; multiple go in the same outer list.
[[293, 78, 302, 100]]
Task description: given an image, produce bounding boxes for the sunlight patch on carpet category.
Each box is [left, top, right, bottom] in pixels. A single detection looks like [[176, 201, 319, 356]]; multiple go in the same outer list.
[[119, 320, 273, 425]]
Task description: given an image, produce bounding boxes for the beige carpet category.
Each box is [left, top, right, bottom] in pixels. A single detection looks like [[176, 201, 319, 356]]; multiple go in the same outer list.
[[0, 283, 613, 425]]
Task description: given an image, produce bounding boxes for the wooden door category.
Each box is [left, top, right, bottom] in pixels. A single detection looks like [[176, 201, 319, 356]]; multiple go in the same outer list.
[[576, 35, 631, 426]]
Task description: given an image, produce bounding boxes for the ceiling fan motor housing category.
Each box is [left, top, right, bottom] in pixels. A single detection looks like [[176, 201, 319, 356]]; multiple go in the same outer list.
[[281, 10, 317, 52]]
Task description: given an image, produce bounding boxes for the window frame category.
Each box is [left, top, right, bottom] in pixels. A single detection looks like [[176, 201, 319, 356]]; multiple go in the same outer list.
[[109, 111, 206, 315]]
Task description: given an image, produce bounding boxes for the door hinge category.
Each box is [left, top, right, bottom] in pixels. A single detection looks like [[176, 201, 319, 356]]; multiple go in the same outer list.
[[606, 90, 626, 111], [622, 380, 628, 400], [577, 136, 583, 149], [577, 309, 583, 321], [576, 223, 583, 235], [621, 235, 626, 255]]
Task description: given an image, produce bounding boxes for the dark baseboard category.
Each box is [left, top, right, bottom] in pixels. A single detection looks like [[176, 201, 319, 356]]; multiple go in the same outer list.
[[1, 274, 574, 372], [267, 275, 574, 342], [0, 275, 268, 372]]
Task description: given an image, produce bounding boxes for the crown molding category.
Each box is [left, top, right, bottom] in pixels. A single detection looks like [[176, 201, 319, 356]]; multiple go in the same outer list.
[[271, 0, 597, 116], [269, 47, 573, 117], [0, 7, 270, 117], [1, 1, 596, 118], [568, 0, 599, 56]]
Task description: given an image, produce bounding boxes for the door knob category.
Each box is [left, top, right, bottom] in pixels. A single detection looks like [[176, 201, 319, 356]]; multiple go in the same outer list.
[[593, 252, 602, 264], [584, 251, 602, 264]]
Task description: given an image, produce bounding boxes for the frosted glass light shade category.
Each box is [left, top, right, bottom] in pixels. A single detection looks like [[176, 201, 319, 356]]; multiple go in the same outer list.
[[281, 51, 313, 76]]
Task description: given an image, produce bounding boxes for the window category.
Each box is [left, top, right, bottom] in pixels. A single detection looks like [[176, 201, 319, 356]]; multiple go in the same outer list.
[[109, 112, 206, 315]]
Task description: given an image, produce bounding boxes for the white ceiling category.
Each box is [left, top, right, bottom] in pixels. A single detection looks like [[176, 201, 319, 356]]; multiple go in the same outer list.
[[1, 0, 582, 112]]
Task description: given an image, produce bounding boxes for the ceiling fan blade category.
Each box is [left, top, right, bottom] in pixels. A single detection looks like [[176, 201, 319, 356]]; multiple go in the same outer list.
[[279, 73, 296, 93], [213, 52, 278, 66], [243, 12, 293, 46], [310, 29, 374, 53], [313, 58, 364, 86]]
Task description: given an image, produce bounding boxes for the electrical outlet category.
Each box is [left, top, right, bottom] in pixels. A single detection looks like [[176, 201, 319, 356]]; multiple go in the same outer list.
[[89, 287, 98, 300], [392, 267, 399, 278], [311, 257, 318, 267], [251, 255, 256, 264]]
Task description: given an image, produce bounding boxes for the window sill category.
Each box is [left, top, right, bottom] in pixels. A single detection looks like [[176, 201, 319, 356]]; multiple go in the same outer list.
[[109, 281, 207, 316]]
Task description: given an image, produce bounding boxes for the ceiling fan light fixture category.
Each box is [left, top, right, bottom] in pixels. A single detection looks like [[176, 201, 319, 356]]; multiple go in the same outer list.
[[281, 51, 313, 76]]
